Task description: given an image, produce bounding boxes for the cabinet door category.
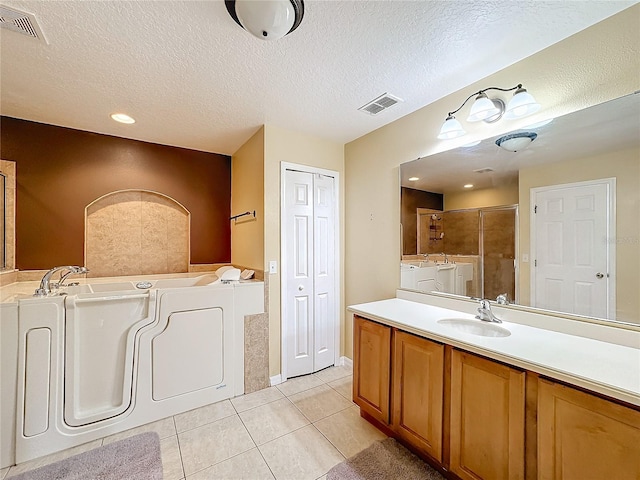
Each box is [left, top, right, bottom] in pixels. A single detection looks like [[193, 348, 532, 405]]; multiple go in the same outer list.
[[450, 350, 525, 480], [538, 379, 640, 480], [392, 330, 444, 461], [353, 315, 391, 424]]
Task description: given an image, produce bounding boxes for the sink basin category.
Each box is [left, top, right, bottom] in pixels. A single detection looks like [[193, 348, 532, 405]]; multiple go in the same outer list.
[[437, 318, 511, 338]]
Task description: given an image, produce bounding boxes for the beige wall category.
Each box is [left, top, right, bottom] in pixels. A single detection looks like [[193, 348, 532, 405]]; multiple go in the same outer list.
[[518, 146, 639, 323], [264, 125, 345, 377], [444, 184, 519, 211], [344, 6, 640, 358], [231, 127, 265, 272]]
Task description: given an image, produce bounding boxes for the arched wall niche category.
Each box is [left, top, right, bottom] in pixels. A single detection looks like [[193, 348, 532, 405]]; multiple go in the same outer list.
[[85, 189, 190, 277]]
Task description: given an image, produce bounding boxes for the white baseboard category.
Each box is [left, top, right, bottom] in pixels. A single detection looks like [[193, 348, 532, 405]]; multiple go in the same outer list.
[[339, 356, 353, 368], [269, 374, 283, 386]]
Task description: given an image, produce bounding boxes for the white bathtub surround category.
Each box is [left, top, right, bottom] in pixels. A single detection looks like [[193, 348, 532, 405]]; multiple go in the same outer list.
[[349, 290, 640, 407], [0, 273, 264, 467]]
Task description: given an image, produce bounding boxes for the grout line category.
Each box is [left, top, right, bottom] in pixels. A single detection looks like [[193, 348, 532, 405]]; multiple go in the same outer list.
[[173, 416, 187, 480]]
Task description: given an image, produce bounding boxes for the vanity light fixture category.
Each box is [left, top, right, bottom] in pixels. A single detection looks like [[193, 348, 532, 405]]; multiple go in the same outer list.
[[495, 132, 537, 152], [408, 177, 420, 181], [225, 0, 304, 41], [437, 84, 540, 140], [110, 113, 135, 124]]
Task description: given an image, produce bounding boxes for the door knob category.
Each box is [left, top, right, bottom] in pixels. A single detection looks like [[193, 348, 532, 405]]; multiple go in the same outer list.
[[596, 272, 604, 279], [298, 285, 304, 291]]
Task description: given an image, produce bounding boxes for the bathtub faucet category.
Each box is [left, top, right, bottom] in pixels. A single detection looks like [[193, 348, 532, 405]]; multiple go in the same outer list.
[[34, 266, 89, 297]]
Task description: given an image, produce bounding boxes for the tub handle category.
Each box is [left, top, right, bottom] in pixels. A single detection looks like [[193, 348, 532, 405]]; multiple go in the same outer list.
[[73, 293, 150, 303]]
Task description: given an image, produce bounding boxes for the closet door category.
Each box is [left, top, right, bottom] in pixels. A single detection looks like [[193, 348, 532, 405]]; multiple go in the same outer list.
[[313, 174, 336, 372], [284, 170, 315, 377]]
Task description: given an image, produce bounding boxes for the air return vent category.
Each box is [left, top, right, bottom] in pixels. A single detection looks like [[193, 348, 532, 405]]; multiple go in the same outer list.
[[473, 167, 495, 174], [0, 5, 48, 43], [358, 93, 403, 115]]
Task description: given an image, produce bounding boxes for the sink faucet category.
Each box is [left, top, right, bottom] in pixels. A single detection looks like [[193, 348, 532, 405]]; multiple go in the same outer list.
[[476, 299, 502, 323], [34, 266, 89, 297]]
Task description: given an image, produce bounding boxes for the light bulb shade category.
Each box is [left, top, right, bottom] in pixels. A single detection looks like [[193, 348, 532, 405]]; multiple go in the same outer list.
[[495, 132, 537, 152], [504, 87, 541, 119], [467, 93, 501, 122], [438, 115, 466, 139], [226, 0, 304, 40]]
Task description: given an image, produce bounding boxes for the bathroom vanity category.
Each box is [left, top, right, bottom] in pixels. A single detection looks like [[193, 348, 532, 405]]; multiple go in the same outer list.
[[349, 291, 640, 480]]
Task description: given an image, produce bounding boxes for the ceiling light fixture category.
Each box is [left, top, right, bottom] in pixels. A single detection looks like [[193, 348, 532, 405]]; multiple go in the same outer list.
[[408, 177, 419, 181], [110, 113, 135, 124], [438, 84, 540, 140], [495, 132, 537, 152], [225, 0, 304, 41], [463, 184, 474, 188]]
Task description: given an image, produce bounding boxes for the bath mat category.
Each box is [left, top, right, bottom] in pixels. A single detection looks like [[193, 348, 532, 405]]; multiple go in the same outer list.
[[9, 432, 162, 480], [327, 437, 444, 480]]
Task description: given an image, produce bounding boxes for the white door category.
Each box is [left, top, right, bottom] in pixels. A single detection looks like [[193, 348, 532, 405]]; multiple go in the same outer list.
[[531, 179, 615, 319], [283, 169, 336, 378]]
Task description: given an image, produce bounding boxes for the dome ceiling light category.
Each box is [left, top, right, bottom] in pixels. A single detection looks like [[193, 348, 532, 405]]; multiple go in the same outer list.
[[495, 132, 538, 152], [225, 0, 304, 41], [437, 84, 541, 140]]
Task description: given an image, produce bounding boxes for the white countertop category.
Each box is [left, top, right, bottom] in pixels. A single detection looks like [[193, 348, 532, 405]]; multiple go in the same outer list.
[[348, 298, 640, 407]]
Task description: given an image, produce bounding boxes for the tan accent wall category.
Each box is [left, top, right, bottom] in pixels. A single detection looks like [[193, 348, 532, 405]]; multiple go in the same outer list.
[[85, 190, 189, 277], [231, 127, 265, 272], [264, 124, 345, 377], [518, 146, 639, 323], [444, 184, 519, 211], [344, 6, 640, 358]]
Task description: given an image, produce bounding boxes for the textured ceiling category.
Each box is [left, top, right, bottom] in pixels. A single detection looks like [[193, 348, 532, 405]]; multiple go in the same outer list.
[[0, 1, 635, 155]]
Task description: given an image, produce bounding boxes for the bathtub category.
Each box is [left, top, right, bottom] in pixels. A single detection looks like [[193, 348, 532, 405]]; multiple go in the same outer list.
[[1, 273, 263, 465]]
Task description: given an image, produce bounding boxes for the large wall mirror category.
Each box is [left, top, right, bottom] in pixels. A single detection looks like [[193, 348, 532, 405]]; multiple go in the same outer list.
[[400, 92, 639, 327]]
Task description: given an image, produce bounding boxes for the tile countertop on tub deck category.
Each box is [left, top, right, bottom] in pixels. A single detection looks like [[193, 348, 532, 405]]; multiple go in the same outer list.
[[348, 297, 640, 407]]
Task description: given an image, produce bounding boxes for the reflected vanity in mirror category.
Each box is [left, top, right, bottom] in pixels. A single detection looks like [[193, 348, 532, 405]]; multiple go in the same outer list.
[[0, 159, 16, 272], [400, 92, 639, 326]]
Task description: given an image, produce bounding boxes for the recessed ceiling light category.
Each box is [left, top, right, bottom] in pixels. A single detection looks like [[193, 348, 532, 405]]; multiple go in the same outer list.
[[408, 177, 419, 181], [464, 184, 474, 188], [111, 113, 135, 124]]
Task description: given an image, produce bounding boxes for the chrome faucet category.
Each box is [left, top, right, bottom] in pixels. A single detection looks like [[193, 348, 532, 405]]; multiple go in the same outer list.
[[34, 266, 89, 297], [476, 299, 502, 323]]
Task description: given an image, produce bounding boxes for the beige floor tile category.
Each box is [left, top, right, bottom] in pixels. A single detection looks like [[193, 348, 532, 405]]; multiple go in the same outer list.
[[259, 425, 344, 480], [102, 416, 176, 445], [314, 405, 387, 458], [231, 386, 284, 413], [239, 398, 310, 445], [186, 448, 274, 480], [174, 399, 236, 433], [289, 384, 352, 423], [178, 415, 255, 476], [328, 375, 353, 401], [159, 435, 184, 480], [276, 373, 325, 397], [313, 365, 353, 384], [6, 439, 103, 477]]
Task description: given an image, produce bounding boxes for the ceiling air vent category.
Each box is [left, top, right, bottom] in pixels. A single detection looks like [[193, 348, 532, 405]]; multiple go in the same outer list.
[[473, 167, 495, 174], [358, 93, 403, 115], [0, 5, 48, 43]]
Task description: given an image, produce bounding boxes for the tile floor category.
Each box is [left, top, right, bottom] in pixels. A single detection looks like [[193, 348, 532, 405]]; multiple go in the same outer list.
[[2, 365, 387, 480]]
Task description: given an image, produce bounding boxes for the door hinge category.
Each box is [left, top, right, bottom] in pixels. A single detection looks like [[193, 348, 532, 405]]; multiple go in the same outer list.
[[534, 205, 537, 214], [534, 259, 537, 267]]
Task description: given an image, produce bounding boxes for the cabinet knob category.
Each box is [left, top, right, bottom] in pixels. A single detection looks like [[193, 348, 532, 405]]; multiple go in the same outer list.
[[298, 285, 304, 291]]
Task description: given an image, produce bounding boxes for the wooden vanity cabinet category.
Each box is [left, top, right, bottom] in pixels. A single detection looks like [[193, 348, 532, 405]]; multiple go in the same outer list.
[[537, 379, 640, 480], [449, 350, 526, 480], [392, 330, 444, 462], [353, 315, 391, 424]]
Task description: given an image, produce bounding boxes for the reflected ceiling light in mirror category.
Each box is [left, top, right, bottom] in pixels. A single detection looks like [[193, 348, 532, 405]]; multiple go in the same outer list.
[[495, 132, 537, 152], [225, 0, 304, 40], [408, 176, 419, 181], [463, 184, 474, 188], [438, 84, 540, 140], [110, 113, 135, 124]]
